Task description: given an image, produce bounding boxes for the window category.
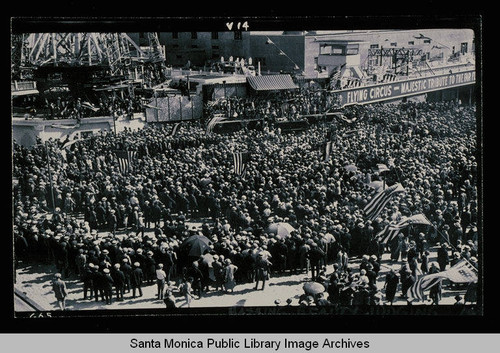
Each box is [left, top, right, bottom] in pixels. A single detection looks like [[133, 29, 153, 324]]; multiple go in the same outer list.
[[370, 44, 379, 49], [423, 39, 431, 44], [172, 44, 179, 49], [408, 41, 414, 45], [390, 42, 397, 47], [211, 32, 218, 40], [176, 55, 183, 59], [191, 32, 198, 39], [172, 32, 178, 39], [346, 44, 359, 55], [212, 45, 219, 50], [234, 31, 242, 40], [191, 44, 198, 48]]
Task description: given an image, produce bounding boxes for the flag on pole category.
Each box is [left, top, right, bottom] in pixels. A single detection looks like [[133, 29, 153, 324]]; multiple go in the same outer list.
[[171, 122, 181, 136], [406, 272, 448, 302], [322, 141, 333, 162], [206, 114, 227, 133], [232, 151, 250, 176], [376, 214, 432, 244], [406, 259, 478, 302], [363, 183, 405, 221], [115, 150, 137, 174]]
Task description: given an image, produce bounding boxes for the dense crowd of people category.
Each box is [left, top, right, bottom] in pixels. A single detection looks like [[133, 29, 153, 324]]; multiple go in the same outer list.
[[15, 89, 144, 121], [204, 87, 341, 123], [13, 95, 479, 308]]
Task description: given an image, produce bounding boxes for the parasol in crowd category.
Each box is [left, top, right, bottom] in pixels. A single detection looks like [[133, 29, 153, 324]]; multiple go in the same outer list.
[[343, 164, 358, 173], [303, 281, 325, 295], [267, 222, 295, 239], [180, 234, 212, 257]]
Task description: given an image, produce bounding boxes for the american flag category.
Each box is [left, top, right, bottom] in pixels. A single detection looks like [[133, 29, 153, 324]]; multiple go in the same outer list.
[[115, 150, 137, 174], [377, 214, 432, 244], [322, 141, 333, 162], [406, 272, 448, 302], [206, 114, 227, 133], [407, 259, 478, 302], [232, 151, 250, 176], [363, 183, 405, 221], [171, 122, 181, 137]]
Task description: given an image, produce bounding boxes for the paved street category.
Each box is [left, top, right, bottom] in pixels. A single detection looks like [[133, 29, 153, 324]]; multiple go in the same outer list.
[[14, 223, 468, 312]]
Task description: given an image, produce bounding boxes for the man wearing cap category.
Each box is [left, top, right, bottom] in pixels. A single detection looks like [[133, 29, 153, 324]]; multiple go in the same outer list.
[[82, 263, 94, 300], [111, 263, 126, 301], [254, 253, 272, 290], [131, 262, 144, 298], [437, 243, 450, 272], [51, 273, 68, 311], [121, 258, 133, 294], [156, 264, 167, 300], [102, 268, 114, 305]]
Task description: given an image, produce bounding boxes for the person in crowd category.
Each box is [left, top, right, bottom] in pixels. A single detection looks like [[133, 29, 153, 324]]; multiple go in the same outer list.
[[131, 262, 144, 298], [51, 273, 68, 311], [254, 253, 272, 290]]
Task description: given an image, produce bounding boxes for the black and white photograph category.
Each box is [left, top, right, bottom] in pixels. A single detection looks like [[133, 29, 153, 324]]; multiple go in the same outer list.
[[10, 16, 483, 325]]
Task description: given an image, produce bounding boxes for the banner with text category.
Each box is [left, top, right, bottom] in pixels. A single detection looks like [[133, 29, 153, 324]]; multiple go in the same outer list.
[[337, 70, 476, 106]]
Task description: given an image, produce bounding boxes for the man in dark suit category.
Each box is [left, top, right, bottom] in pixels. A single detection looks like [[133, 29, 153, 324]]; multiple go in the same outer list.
[[437, 243, 450, 272], [102, 268, 114, 305], [131, 262, 144, 298], [308, 242, 326, 281], [111, 263, 126, 301], [121, 258, 133, 293]]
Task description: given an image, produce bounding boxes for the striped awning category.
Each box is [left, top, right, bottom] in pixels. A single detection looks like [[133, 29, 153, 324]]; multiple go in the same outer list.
[[247, 74, 298, 91]]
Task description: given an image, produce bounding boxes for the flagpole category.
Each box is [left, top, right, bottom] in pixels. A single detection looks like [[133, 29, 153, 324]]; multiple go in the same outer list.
[[426, 215, 478, 273], [44, 141, 57, 214]]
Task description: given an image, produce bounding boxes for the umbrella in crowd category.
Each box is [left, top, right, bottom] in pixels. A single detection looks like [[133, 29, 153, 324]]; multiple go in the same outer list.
[[343, 164, 358, 173], [303, 281, 325, 295], [180, 234, 212, 257], [267, 222, 295, 239]]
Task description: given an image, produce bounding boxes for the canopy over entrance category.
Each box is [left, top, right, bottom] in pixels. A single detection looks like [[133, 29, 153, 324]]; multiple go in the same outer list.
[[247, 74, 298, 91]]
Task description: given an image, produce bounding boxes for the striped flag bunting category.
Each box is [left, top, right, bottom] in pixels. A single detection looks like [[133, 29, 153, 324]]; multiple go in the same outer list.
[[232, 151, 250, 176], [206, 114, 227, 133], [406, 272, 448, 302], [115, 150, 138, 174], [376, 214, 432, 244], [363, 183, 405, 221], [406, 259, 478, 302], [322, 141, 333, 162], [171, 122, 181, 137]]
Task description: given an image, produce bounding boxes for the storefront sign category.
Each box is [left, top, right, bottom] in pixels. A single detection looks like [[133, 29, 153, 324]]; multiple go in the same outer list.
[[338, 69, 476, 106]]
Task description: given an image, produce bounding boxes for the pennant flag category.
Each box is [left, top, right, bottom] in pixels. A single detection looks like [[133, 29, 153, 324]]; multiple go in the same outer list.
[[206, 114, 227, 133], [115, 150, 138, 174], [406, 259, 478, 302], [406, 272, 448, 302], [322, 141, 333, 162], [171, 122, 181, 137], [444, 259, 478, 284], [377, 214, 432, 244], [232, 151, 250, 176], [363, 183, 405, 221]]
